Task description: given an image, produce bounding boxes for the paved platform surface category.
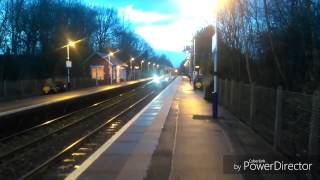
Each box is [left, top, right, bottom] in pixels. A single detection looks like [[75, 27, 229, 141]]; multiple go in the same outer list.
[[66, 76, 181, 180], [0, 78, 150, 117], [66, 76, 293, 180]]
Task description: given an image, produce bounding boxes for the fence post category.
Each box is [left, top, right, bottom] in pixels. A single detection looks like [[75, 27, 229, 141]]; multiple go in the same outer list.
[[237, 82, 241, 116], [20, 80, 25, 97], [224, 79, 228, 107], [218, 79, 221, 104], [0, 80, 2, 96], [308, 91, 320, 156], [273, 86, 283, 150], [3, 80, 7, 97], [230, 80, 234, 111], [34, 80, 38, 94], [249, 83, 255, 127]]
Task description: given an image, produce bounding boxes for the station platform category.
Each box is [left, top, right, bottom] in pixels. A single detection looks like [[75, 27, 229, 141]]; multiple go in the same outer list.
[[0, 78, 150, 117], [66, 76, 290, 180]]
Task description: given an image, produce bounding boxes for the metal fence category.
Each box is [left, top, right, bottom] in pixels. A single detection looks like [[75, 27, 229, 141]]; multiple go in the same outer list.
[[219, 79, 320, 159]]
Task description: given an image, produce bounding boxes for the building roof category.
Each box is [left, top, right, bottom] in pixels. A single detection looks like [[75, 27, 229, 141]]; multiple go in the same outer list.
[[84, 51, 125, 66]]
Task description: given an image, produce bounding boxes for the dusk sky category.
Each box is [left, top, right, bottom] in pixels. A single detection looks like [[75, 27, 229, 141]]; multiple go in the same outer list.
[[85, 0, 216, 67]]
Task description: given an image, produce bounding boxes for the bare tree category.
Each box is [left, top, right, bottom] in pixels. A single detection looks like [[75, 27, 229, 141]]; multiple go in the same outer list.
[[92, 8, 121, 51], [0, 0, 9, 52], [262, 0, 287, 83]]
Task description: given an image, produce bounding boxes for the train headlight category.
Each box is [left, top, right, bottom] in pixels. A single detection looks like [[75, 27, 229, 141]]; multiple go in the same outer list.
[[153, 74, 161, 84]]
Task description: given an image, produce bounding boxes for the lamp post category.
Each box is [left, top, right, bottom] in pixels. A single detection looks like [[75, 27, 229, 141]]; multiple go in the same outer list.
[[134, 66, 139, 80], [148, 62, 151, 72], [130, 58, 135, 80], [107, 54, 114, 85], [62, 39, 82, 90], [140, 60, 144, 78], [107, 49, 120, 85], [95, 66, 99, 86], [212, 0, 229, 118], [193, 37, 196, 82], [153, 63, 156, 72]]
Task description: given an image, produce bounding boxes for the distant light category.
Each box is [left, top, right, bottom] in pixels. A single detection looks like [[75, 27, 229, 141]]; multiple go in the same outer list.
[[135, 66, 139, 69], [131, 58, 135, 61], [184, 60, 189, 67], [153, 74, 161, 83], [175, 69, 178, 73], [164, 77, 169, 81]]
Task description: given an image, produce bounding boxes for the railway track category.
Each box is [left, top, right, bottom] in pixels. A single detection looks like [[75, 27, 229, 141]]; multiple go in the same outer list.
[[0, 83, 150, 159], [0, 78, 172, 179]]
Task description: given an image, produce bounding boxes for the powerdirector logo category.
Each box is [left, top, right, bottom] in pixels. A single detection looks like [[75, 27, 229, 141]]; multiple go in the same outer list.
[[223, 155, 319, 175]]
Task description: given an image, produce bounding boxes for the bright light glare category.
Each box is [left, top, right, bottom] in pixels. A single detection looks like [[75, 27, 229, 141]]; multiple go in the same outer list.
[[62, 39, 84, 48], [109, 49, 120, 57], [153, 74, 161, 84], [177, 0, 217, 25], [68, 41, 76, 47]]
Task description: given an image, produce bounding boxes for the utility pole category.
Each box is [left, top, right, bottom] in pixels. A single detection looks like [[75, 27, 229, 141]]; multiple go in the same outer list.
[[212, 18, 219, 119]]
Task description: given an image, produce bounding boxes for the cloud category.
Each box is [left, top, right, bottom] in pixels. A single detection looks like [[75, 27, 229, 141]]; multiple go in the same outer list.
[[135, 20, 197, 52], [118, 6, 173, 24], [116, 1, 217, 65]]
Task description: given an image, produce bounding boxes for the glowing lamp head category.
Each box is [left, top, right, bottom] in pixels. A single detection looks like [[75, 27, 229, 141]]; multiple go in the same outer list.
[[68, 40, 76, 47]]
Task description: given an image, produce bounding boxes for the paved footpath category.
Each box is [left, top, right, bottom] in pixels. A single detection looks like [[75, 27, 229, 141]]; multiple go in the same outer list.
[[145, 77, 293, 180]]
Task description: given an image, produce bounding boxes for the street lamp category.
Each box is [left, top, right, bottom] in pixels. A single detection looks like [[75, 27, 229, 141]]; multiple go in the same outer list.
[[141, 60, 144, 72], [147, 62, 151, 72], [107, 49, 120, 85], [157, 64, 160, 74], [153, 63, 156, 72], [62, 39, 83, 90], [140, 60, 145, 78], [130, 58, 135, 80], [212, 0, 229, 118]]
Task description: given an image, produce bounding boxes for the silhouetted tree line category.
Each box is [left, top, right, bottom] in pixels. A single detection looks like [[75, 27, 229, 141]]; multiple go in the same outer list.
[[217, 0, 320, 93], [193, 26, 214, 76], [0, 0, 172, 81]]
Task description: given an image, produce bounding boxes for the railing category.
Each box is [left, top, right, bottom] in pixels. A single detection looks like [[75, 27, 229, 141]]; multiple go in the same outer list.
[[218, 79, 320, 159]]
